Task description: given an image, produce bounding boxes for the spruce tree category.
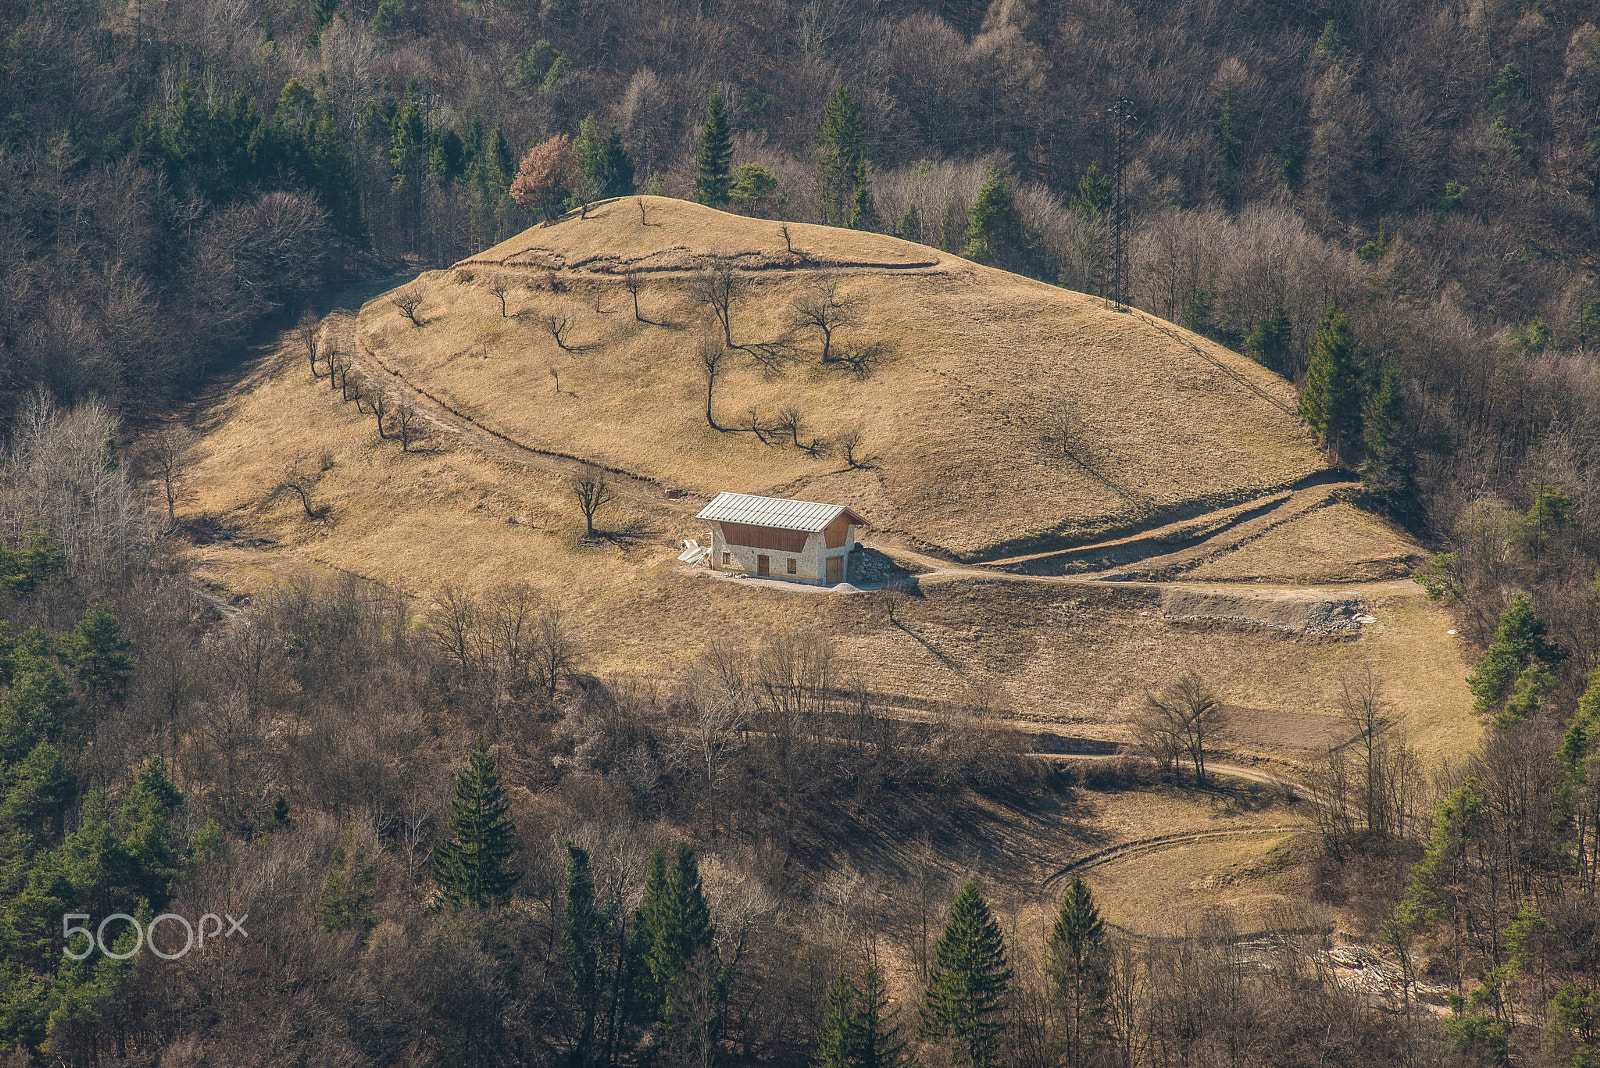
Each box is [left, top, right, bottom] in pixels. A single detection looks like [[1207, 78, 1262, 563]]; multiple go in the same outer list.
[[432, 737, 521, 909], [634, 843, 718, 1034], [1360, 361, 1420, 524], [964, 169, 1017, 266], [814, 972, 858, 1068], [817, 84, 865, 225], [1298, 306, 1365, 458], [1466, 594, 1565, 718], [317, 828, 377, 941], [919, 883, 1011, 1068], [574, 114, 635, 200], [695, 87, 733, 207], [564, 842, 610, 1066], [1047, 876, 1110, 1068], [58, 605, 133, 701], [848, 158, 878, 231], [856, 965, 907, 1068]]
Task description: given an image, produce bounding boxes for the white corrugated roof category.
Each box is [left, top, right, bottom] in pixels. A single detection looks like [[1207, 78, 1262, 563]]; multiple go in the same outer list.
[[696, 492, 868, 533]]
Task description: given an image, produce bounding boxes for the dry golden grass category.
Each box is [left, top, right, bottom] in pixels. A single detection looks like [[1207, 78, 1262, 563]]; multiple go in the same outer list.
[[363, 197, 1324, 560], [180, 198, 1479, 779], [1183, 500, 1418, 584]]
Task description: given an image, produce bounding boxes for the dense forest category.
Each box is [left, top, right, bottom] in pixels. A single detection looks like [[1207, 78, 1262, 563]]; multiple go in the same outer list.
[[3, 0, 1600, 1064]]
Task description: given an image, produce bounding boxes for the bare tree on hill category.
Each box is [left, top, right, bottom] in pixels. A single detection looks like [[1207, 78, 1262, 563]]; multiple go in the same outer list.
[[622, 268, 655, 324], [570, 467, 616, 537], [698, 335, 729, 431], [395, 402, 424, 451], [487, 276, 512, 317], [1136, 671, 1224, 785], [370, 388, 390, 438], [786, 277, 865, 362], [296, 310, 323, 376], [276, 459, 325, 519], [540, 311, 573, 351], [839, 425, 867, 468], [139, 425, 199, 525], [689, 257, 747, 347], [391, 286, 425, 327]]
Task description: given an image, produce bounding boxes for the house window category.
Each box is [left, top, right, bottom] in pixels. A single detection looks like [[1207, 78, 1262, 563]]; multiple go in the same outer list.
[[786, 558, 797, 574], [721, 551, 730, 565]]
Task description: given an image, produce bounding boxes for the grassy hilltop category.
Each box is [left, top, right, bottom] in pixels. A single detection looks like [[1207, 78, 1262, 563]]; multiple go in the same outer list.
[[183, 197, 1476, 775]]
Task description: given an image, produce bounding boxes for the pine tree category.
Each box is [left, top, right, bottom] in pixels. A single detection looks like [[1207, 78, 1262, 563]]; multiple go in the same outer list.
[[1298, 307, 1365, 458], [58, 605, 133, 701], [919, 883, 1011, 1068], [817, 84, 865, 225], [118, 757, 184, 910], [695, 87, 733, 207], [317, 828, 377, 941], [1467, 594, 1565, 718], [963, 169, 1018, 266], [574, 114, 635, 201], [634, 843, 718, 1035], [565, 842, 610, 1066], [848, 158, 878, 231], [1047, 876, 1110, 1068], [1360, 361, 1420, 524], [432, 738, 521, 909], [856, 965, 907, 1068], [814, 972, 858, 1068]]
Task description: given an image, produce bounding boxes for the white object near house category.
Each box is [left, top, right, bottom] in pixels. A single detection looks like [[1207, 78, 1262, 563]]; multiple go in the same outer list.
[[695, 492, 868, 586]]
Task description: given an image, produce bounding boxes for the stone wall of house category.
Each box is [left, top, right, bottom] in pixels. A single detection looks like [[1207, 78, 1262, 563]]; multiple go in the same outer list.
[[709, 523, 856, 585]]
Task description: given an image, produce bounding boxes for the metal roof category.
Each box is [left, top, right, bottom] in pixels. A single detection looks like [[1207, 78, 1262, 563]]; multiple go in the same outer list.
[[696, 492, 868, 533]]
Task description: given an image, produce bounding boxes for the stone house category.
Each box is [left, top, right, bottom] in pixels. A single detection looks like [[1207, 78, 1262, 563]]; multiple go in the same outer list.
[[695, 492, 868, 586]]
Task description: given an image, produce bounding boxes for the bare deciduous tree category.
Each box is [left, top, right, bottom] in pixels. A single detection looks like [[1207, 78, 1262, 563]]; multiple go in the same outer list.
[[428, 582, 480, 679], [140, 424, 199, 525], [391, 286, 425, 327], [548, 365, 563, 394], [570, 467, 616, 537], [698, 335, 728, 431], [541, 311, 573, 351], [775, 405, 805, 447], [487, 276, 512, 317], [1137, 671, 1223, 784], [621, 269, 653, 324], [276, 460, 324, 519], [1049, 388, 1079, 457], [689, 257, 747, 347], [395, 402, 424, 451], [840, 425, 867, 468], [530, 606, 581, 702], [296, 309, 322, 376], [786, 278, 865, 362], [370, 387, 390, 438]]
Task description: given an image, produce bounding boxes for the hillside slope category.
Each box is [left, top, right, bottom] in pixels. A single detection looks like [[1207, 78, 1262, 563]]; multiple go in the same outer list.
[[179, 198, 1475, 774], [362, 197, 1324, 561]]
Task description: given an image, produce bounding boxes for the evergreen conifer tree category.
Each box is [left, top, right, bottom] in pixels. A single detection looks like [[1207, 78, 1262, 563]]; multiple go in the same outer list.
[[634, 843, 719, 1037], [58, 606, 133, 702], [848, 159, 878, 231], [564, 842, 610, 1066], [1298, 307, 1365, 458], [574, 114, 635, 200], [963, 169, 1018, 266], [1360, 361, 1420, 524], [1466, 594, 1565, 718], [695, 87, 733, 206], [118, 757, 184, 910], [817, 85, 865, 225], [918, 883, 1011, 1068], [1047, 876, 1110, 1068], [1243, 305, 1292, 370], [814, 972, 858, 1068], [317, 828, 377, 941], [432, 738, 520, 909], [856, 965, 907, 1068]]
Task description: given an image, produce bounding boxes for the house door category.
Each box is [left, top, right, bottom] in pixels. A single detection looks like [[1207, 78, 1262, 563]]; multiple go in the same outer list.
[[826, 556, 842, 584], [757, 555, 770, 576]]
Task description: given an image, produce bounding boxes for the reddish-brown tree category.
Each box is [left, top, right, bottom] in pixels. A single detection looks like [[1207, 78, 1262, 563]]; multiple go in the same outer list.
[[510, 135, 580, 223]]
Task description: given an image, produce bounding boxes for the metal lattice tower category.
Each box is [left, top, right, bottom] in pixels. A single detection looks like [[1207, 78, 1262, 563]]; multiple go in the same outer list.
[[1107, 98, 1134, 310]]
